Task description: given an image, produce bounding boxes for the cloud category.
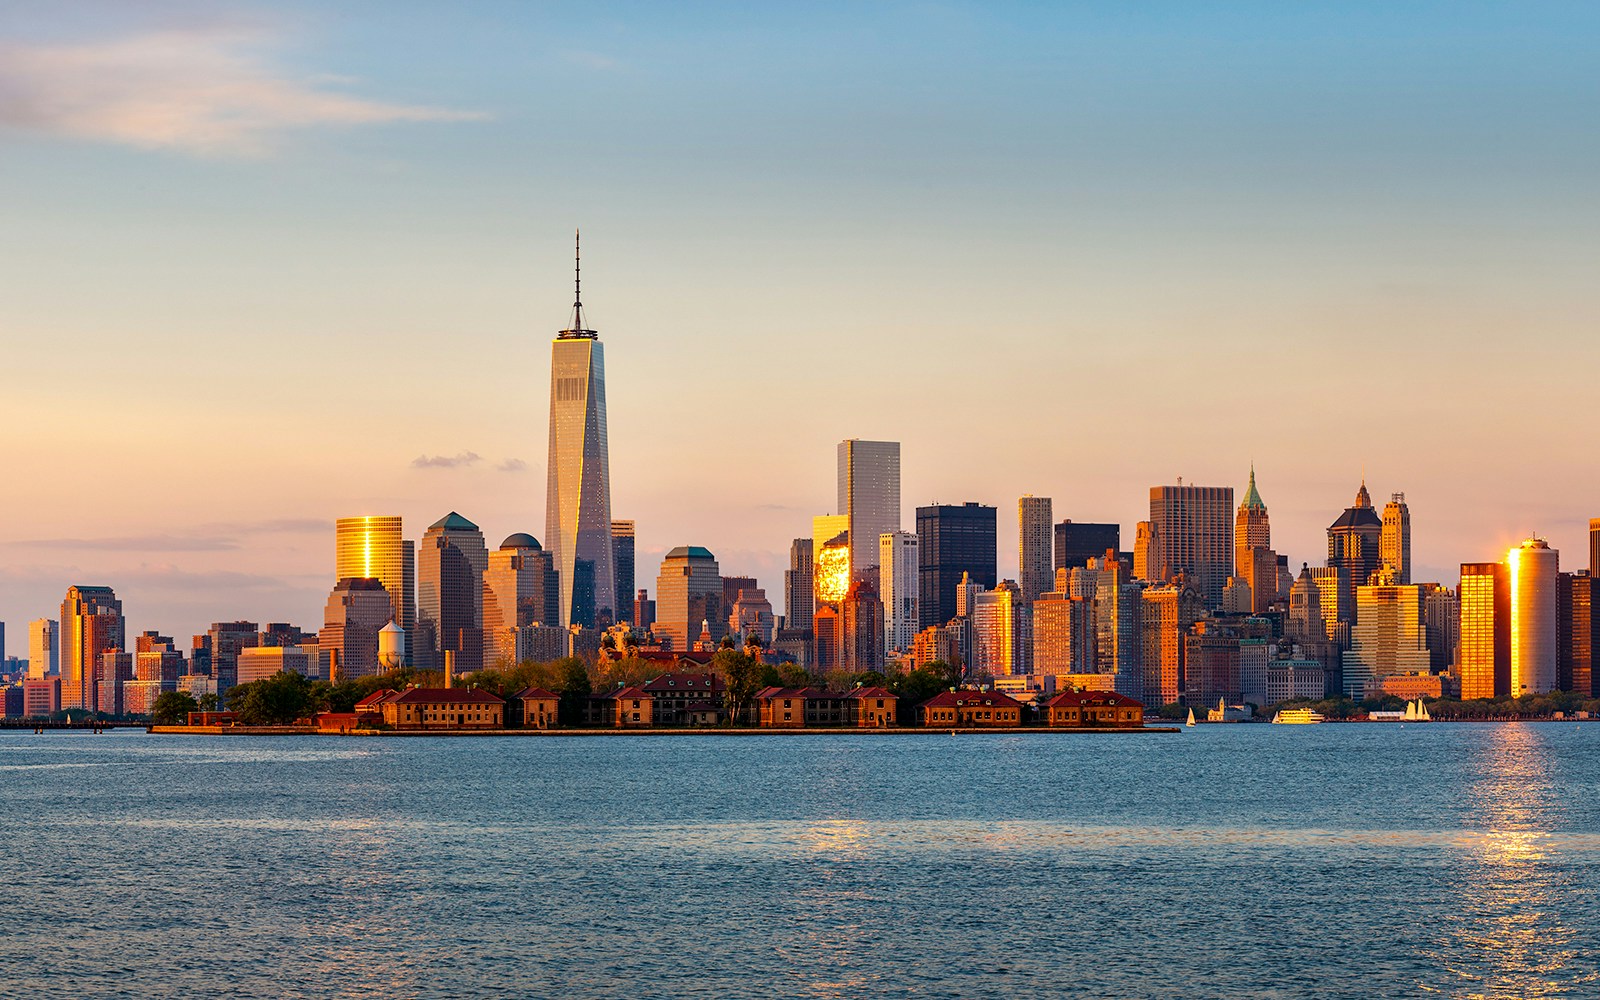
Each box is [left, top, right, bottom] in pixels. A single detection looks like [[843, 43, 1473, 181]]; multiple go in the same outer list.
[[497, 458, 528, 473], [411, 451, 482, 469], [0, 27, 486, 155], [1, 534, 241, 552]]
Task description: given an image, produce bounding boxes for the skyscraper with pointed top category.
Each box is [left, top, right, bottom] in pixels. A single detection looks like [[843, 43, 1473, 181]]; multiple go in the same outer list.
[[546, 231, 616, 628]]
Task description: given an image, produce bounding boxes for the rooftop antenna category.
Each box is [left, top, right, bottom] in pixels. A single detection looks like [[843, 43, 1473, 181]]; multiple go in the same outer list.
[[559, 228, 596, 339]]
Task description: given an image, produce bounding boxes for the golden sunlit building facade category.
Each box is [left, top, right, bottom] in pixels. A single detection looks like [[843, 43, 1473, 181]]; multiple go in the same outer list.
[[1508, 537, 1558, 696], [1459, 561, 1510, 700], [335, 515, 416, 663], [1149, 483, 1233, 607]]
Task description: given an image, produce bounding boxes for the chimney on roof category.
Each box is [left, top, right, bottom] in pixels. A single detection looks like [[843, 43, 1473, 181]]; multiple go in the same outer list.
[[444, 650, 455, 689]]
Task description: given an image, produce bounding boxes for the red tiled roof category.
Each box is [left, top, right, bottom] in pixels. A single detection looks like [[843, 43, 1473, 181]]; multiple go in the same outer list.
[[390, 687, 505, 705], [643, 672, 725, 694], [1046, 690, 1144, 709], [917, 689, 1024, 710], [755, 686, 828, 700], [845, 686, 896, 700], [354, 689, 400, 709], [632, 651, 716, 665], [607, 685, 651, 700], [513, 687, 560, 701]]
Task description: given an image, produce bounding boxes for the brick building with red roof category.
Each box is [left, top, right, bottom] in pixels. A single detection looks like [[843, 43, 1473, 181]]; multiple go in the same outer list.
[[917, 689, 1024, 727], [381, 687, 504, 730], [1044, 690, 1145, 727]]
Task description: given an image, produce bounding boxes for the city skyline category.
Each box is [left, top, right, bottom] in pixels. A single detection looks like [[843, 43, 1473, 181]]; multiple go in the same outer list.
[[3, 3, 1599, 640]]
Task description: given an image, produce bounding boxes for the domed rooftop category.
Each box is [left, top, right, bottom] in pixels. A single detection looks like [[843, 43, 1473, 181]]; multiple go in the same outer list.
[[501, 532, 542, 550]]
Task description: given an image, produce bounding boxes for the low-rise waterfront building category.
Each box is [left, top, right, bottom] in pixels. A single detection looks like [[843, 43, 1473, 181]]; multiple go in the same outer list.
[[917, 689, 1023, 727], [381, 688, 504, 730], [1045, 690, 1145, 727], [513, 687, 561, 729], [642, 672, 724, 726]]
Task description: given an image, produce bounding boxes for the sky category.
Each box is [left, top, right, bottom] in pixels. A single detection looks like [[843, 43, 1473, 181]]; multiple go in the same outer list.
[[1, 1, 1598, 644]]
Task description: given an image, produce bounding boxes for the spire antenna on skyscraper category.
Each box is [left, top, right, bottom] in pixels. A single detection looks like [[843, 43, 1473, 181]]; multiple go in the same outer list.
[[561, 227, 596, 339]]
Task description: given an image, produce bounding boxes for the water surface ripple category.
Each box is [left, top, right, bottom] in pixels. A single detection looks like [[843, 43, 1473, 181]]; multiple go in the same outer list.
[[2, 723, 1597, 998]]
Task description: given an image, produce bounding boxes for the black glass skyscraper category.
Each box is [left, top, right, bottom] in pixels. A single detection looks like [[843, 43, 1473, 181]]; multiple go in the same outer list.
[[916, 502, 997, 629]]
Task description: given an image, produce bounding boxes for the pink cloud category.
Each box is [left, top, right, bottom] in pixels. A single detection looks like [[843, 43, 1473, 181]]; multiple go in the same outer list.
[[0, 27, 486, 155]]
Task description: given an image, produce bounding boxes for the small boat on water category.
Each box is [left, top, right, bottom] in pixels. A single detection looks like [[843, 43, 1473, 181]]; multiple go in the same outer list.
[[1185, 709, 1196, 727], [1272, 708, 1325, 725]]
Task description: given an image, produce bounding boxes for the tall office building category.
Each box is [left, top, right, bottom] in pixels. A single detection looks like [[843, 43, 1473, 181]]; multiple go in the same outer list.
[[1055, 521, 1121, 574], [546, 233, 616, 628], [60, 586, 123, 712], [419, 512, 489, 674], [812, 514, 852, 614], [1234, 466, 1270, 561], [879, 531, 920, 654], [611, 520, 635, 623], [1591, 518, 1600, 577], [1234, 467, 1277, 613], [784, 537, 814, 632], [1148, 483, 1234, 607], [1381, 494, 1412, 585], [655, 546, 723, 652], [723, 576, 759, 622], [1423, 586, 1460, 674], [838, 439, 900, 583], [482, 533, 560, 667], [972, 581, 1028, 677], [917, 503, 997, 628], [634, 590, 656, 631], [729, 588, 776, 646], [840, 580, 885, 673], [320, 578, 393, 681], [1459, 561, 1511, 700], [1032, 590, 1095, 676], [1141, 582, 1204, 708], [207, 621, 259, 691], [1342, 584, 1433, 699], [334, 516, 416, 658], [1508, 538, 1558, 697], [1132, 521, 1156, 581], [1328, 481, 1384, 611], [1018, 496, 1054, 603], [28, 619, 57, 680], [1559, 573, 1597, 696], [1094, 556, 1143, 699]]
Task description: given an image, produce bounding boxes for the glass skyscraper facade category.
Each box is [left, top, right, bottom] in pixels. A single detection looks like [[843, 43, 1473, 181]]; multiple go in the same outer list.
[[546, 236, 615, 628], [838, 440, 900, 584], [334, 515, 416, 659], [916, 502, 997, 629]]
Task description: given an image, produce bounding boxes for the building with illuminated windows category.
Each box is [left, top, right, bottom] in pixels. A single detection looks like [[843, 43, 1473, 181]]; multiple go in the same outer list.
[[879, 531, 920, 654], [60, 586, 123, 712], [28, 619, 56, 680], [838, 439, 900, 584], [812, 514, 851, 612], [1018, 495, 1054, 603], [546, 233, 616, 628], [785, 537, 814, 633], [1342, 583, 1433, 699], [1148, 483, 1233, 607], [971, 581, 1028, 677], [1141, 581, 1204, 707], [1459, 561, 1510, 700], [1381, 494, 1412, 585], [334, 515, 416, 661], [1508, 538, 1558, 696], [655, 546, 723, 653], [482, 533, 560, 668]]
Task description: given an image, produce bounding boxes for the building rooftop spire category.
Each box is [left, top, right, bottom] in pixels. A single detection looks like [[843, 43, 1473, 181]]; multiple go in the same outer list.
[[559, 228, 597, 340], [1241, 463, 1265, 511]]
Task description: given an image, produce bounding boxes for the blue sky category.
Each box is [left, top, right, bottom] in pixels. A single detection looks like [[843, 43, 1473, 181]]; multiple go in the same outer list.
[[1, 1, 1597, 640]]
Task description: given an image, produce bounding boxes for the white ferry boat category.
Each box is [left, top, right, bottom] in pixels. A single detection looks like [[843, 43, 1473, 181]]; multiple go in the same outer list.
[[1271, 708, 1325, 725]]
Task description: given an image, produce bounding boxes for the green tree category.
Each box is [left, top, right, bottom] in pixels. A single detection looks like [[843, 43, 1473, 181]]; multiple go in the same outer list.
[[198, 692, 219, 712], [557, 657, 591, 725], [889, 661, 961, 709], [151, 691, 199, 726], [229, 671, 318, 725], [713, 646, 763, 725]]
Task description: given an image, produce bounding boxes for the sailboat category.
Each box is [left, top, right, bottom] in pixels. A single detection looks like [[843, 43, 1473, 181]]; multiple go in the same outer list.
[[1186, 708, 1196, 727]]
